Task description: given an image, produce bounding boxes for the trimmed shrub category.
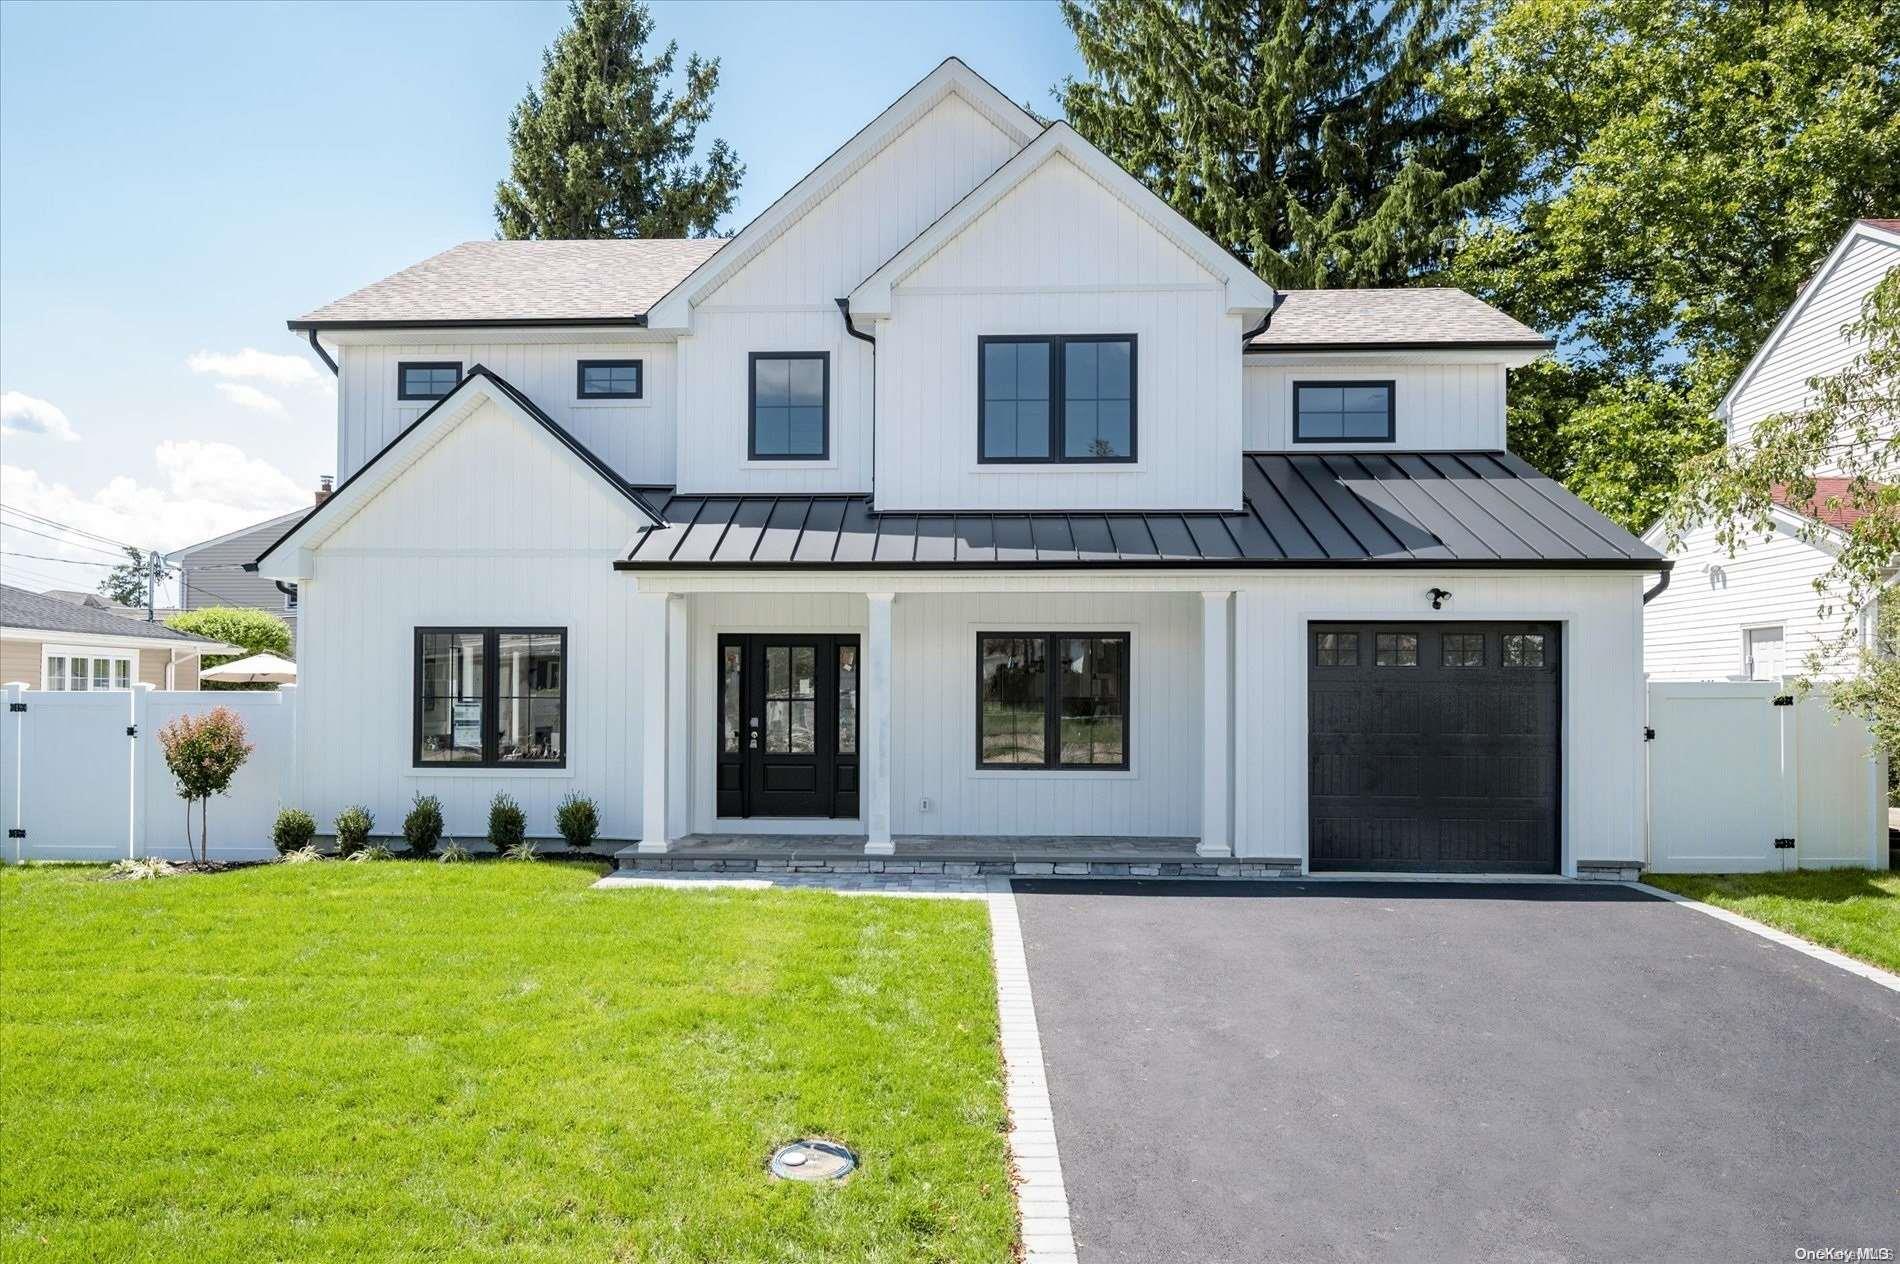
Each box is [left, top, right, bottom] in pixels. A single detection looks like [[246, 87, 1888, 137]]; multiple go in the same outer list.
[[487, 792, 526, 852], [438, 839, 471, 863], [163, 607, 291, 692], [555, 793, 599, 851], [334, 805, 375, 858], [272, 808, 317, 856], [402, 794, 445, 858]]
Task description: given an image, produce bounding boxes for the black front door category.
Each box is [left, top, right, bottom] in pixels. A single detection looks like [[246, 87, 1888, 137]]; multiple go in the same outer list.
[[716, 634, 859, 819]]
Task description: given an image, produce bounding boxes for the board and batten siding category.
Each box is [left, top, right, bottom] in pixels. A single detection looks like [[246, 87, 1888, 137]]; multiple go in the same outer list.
[[1643, 519, 1854, 681], [294, 399, 651, 841], [1726, 231, 1898, 463], [1242, 361, 1507, 452], [1232, 570, 1647, 871], [334, 341, 679, 488], [874, 153, 1243, 511], [670, 93, 1020, 498]]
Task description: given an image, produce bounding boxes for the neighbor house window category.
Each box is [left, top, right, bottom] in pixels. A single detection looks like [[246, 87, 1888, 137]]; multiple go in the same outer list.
[[977, 632, 1129, 769], [1293, 381, 1394, 442], [577, 359, 642, 399], [414, 628, 566, 767], [42, 650, 133, 691], [749, 352, 828, 459], [398, 361, 462, 401], [979, 335, 1136, 463]]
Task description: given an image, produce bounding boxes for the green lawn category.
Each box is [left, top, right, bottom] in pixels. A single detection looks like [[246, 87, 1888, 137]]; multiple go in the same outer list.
[[1645, 869, 1900, 973], [0, 863, 1014, 1263]]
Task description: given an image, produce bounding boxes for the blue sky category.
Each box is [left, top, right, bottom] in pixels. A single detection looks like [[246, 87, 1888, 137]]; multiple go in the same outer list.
[[0, 0, 1081, 598]]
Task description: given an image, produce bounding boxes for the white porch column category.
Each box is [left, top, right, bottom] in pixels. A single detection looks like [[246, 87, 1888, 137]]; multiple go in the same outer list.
[[864, 592, 895, 855], [666, 595, 690, 841], [1198, 590, 1234, 857], [637, 591, 672, 853]]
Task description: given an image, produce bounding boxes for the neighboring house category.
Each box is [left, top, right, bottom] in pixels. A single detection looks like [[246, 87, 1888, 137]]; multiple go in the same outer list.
[[256, 58, 1666, 877], [174, 490, 328, 652], [39, 590, 182, 622], [0, 584, 227, 690], [1644, 218, 1899, 680]]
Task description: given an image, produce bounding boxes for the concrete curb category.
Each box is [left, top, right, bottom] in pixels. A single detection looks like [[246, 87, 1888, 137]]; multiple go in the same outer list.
[[1631, 881, 1900, 994]]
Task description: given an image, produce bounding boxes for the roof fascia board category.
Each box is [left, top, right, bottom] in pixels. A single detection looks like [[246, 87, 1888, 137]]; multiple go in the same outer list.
[[849, 123, 1277, 318], [254, 369, 657, 579], [1639, 503, 1846, 550], [616, 557, 1670, 574], [0, 625, 230, 651], [1244, 344, 1549, 366], [645, 59, 1040, 332], [310, 326, 674, 348], [1718, 222, 1900, 422], [286, 316, 648, 333]]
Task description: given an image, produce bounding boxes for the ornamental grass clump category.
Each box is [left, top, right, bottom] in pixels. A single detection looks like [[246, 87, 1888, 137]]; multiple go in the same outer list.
[[157, 706, 252, 864], [555, 793, 599, 852], [438, 839, 471, 863], [334, 806, 375, 858], [403, 794, 445, 858], [272, 808, 316, 857], [487, 792, 526, 853]]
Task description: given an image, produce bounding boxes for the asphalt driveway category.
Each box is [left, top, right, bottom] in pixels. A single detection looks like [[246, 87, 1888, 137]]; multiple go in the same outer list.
[[1012, 879, 1900, 1264]]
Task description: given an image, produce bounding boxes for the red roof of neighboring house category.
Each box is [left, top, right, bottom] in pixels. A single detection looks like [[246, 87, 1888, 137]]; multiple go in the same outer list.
[[1771, 479, 1878, 529], [1858, 218, 1900, 233]]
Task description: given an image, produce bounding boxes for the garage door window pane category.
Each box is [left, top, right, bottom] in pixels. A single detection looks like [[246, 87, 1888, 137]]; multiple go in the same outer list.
[[1315, 632, 1358, 667], [1442, 634, 1485, 668], [979, 637, 1047, 765], [1503, 633, 1546, 667], [1376, 633, 1418, 667]]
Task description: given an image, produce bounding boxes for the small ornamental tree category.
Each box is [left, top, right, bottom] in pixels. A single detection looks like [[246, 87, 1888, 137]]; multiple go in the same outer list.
[[157, 707, 253, 863]]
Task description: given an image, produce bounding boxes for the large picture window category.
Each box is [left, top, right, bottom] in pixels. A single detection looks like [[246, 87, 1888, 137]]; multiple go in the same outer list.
[[414, 627, 566, 767], [977, 632, 1129, 769], [1293, 380, 1394, 442], [748, 351, 829, 459], [979, 335, 1136, 463]]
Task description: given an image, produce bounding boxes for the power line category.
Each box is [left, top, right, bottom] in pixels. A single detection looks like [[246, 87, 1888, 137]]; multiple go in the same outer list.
[[0, 520, 128, 561], [0, 507, 139, 553], [0, 550, 119, 567]]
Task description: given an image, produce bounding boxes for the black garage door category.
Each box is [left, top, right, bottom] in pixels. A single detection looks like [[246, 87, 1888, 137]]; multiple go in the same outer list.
[[1308, 622, 1560, 874]]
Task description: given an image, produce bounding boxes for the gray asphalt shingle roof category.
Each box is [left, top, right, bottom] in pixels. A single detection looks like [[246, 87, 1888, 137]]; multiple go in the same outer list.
[[290, 239, 728, 328], [1251, 288, 1550, 350], [0, 584, 220, 642], [619, 452, 1664, 571]]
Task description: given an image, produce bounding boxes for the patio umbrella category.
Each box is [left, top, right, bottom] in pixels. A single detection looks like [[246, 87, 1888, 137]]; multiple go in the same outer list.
[[199, 653, 297, 685]]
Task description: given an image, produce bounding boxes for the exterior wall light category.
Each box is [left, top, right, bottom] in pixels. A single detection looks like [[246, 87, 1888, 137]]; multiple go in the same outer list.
[[1428, 587, 1452, 610]]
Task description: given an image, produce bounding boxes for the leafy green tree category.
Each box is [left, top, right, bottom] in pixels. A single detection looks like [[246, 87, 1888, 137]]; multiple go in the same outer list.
[[1443, 0, 1900, 521], [1667, 271, 1900, 747], [165, 606, 293, 690], [495, 0, 741, 240], [98, 547, 167, 608], [1059, 0, 1493, 288]]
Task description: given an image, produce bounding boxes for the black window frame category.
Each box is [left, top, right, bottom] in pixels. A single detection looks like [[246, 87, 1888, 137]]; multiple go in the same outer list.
[[747, 350, 830, 461], [975, 631, 1131, 771], [397, 361, 463, 402], [412, 626, 568, 769], [1292, 379, 1396, 444], [977, 333, 1138, 465], [576, 358, 643, 400]]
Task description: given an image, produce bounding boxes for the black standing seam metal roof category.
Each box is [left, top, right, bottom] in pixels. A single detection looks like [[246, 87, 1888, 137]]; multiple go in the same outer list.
[[617, 452, 1668, 571]]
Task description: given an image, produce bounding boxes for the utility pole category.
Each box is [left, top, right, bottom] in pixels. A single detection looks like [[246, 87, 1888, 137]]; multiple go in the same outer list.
[[146, 550, 166, 622]]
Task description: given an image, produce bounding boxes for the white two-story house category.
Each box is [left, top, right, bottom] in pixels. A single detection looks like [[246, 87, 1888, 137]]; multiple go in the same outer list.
[[1644, 217, 1899, 682], [255, 59, 1666, 878]]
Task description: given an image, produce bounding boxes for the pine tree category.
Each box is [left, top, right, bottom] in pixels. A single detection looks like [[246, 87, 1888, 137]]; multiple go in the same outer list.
[[1058, 0, 1490, 288], [495, 0, 742, 240]]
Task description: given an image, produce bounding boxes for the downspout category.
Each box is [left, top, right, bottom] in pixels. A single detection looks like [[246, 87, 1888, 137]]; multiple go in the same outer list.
[[835, 298, 876, 507], [1641, 569, 1671, 604], [1241, 292, 1285, 346], [306, 329, 338, 376]]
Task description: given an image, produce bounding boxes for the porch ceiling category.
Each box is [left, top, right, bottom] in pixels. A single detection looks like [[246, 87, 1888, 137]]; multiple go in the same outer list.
[[617, 452, 1666, 572]]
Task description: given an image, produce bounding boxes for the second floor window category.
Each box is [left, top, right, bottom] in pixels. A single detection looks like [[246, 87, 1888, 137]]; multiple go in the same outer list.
[[980, 335, 1135, 463], [577, 359, 642, 399], [1294, 381, 1394, 442], [398, 361, 462, 401], [749, 352, 829, 459]]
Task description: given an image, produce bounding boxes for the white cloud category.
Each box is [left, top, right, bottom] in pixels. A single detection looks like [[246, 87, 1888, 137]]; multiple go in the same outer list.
[[214, 382, 287, 413], [187, 347, 325, 388], [0, 391, 80, 442], [2, 442, 310, 575]]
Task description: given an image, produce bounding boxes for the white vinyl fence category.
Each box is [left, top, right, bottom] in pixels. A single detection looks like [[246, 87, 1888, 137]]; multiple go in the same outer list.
[[0, 683, 295, 862], [1647, 681, 1887, 873]]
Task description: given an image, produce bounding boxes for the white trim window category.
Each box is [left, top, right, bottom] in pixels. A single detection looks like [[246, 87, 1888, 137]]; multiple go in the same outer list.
[[43, 646, 135, 691]]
